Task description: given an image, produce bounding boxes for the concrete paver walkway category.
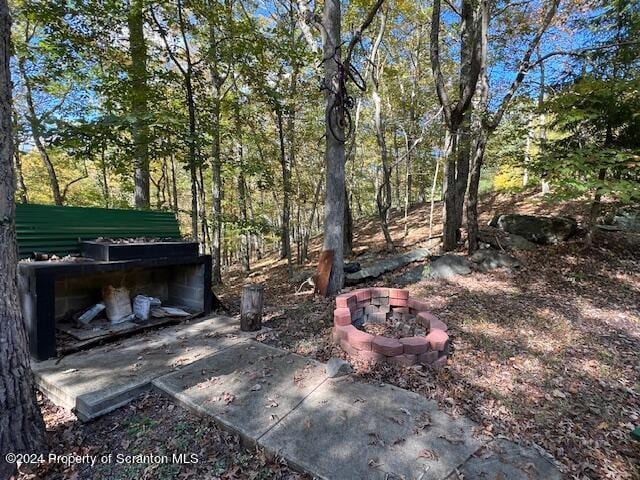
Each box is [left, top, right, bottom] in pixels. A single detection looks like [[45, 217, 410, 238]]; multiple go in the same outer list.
[[35, 315, 562, 479]]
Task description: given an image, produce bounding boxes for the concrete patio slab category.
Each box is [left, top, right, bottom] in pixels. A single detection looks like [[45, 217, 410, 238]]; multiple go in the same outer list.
[[33, 315, 256, 421], [446, 438, 562, 480], [152, 342, 328, 441], [258, 376, 486, 480]]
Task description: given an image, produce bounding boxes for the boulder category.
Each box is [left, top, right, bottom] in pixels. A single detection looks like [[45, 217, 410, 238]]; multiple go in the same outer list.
[[325, 357, 353, 378], [429, 254, 472, 279], [478, 226, 536, 251], [470, 249, 523, 272], [489, 214, 577, 244]]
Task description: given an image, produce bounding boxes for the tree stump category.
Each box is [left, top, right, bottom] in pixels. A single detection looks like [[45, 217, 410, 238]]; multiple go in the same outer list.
[[240, 284, 264, 331]]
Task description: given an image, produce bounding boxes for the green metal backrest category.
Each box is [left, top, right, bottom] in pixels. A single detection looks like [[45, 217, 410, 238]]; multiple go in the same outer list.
[[15, 204, 182, 258]]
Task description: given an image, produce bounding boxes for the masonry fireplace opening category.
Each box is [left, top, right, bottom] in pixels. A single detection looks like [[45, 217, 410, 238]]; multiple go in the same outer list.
[[19, 249, 212, 360]]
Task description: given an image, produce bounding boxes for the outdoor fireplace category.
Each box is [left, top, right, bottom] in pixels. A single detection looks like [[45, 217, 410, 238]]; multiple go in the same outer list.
[[18, 241, 212, 360], [332, 288, 450, 367]]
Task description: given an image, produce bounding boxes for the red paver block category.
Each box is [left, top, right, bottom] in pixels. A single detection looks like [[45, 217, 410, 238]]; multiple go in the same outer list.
[[333, 307, 352, 326], [355, 289, 372, 301], [399, 336, 429, 355], [425, 329, 449, 351], [333, 325, 356, 342], [408, 298, 430, 312], [417, 311, 440, 329], [340, 339, 357, 355], [347, 329, 374, 351], [336, 293, 357, 309], [418, 350, 439, 365], [389, 288, 409, 300], [387, 353, 418, 367], [371, 287, 389, 298], [372, 336, 403, 356], [390, 298, 409, 307], [430, 318, 448, 332], [355, 349, 385, 363]]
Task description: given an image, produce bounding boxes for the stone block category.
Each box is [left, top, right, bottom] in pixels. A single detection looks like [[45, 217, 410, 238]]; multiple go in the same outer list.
[[371, 287, 389, 298], [390, 298, 409, 307], [392, 306, 410, 314], [355, 289, 372, 301], [367, 312, 386, 324], [365, 304, 379, 314], [408, 298, 430, 312], [372, 336, 403, 356], [425, 329, 449, 351], [336, 293, 357, 309], [333, 325, 356, 343], [387, 354, 418, 367], [418, 350, 439, 365], [354, 349, 385, 363], [389, 288, 409, 300], [399, 337, 429, 355], [347, 329, 374, 351], [333, 308, 352, 326], [417, 311, 440, 329], [339, 338, 357, 355]]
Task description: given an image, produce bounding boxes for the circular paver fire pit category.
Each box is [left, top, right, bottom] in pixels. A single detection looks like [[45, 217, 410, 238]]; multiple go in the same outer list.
[[332, 288, 449, 367]]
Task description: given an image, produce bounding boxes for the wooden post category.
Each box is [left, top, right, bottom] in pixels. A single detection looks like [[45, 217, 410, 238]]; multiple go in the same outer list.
[[240, 283, 264, 331]]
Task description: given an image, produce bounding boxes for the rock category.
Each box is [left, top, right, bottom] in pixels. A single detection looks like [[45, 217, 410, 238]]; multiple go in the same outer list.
[[429, 254, 472, 278], [610, 209, 640, 232], [478, 227, 536, 251], [346, 248, 430, 284], [344, 262, 361, 274], [325, 357, 353, 378], [395, 265, 429, 285], [470, 249, 523, 272], [489, 214, 577, 244]]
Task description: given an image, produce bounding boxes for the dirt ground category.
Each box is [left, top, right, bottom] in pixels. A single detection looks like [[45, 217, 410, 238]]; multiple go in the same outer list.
[[219, 190, 640, 480], [18, 189, 640, 480], [17, 392, 308, 480]]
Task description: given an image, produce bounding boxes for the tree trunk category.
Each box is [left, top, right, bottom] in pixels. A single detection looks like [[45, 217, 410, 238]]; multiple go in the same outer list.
[[128, 0, 150, 209], [13, 145, 27, 204], [240, 284, 264, 331], [17, 57, 62, 205], [467, 129, 488, 253], [276, 107, 292, 277], [0, 5, 46, 476], [321, 0, 345, 295], [343, 185, 353, 256], [210, 95, 223, 284]]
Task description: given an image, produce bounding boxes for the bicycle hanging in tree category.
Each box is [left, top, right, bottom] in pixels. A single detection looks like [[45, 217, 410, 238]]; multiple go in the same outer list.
[[319, 45, 366, 143]]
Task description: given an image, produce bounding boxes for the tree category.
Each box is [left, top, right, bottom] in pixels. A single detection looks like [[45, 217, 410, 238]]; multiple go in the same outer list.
[[128, 0, 151, 209], [466, 0, 560, 253], [0, 2, 46, 477], [430, 0, 486, 251]]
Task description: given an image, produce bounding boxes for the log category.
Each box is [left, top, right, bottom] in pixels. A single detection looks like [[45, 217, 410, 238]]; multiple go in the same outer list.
[[314, 250, 333, 297], [240, 283, 264, 331]]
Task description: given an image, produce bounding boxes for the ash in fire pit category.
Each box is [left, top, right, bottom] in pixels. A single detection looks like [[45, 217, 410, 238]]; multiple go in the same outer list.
[[332, 288, 450, 367]]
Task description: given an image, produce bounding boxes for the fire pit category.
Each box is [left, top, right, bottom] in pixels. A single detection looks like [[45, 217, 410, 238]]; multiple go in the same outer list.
[[332, 288, 449, 367]]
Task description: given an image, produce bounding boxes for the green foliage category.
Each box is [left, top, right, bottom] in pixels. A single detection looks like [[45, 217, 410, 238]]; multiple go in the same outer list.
[[532, 76, 640, 202]]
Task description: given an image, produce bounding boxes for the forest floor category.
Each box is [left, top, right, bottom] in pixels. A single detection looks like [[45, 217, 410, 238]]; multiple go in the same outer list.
[[219, 189, 640, 480], [19, 391, 308, 480]]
